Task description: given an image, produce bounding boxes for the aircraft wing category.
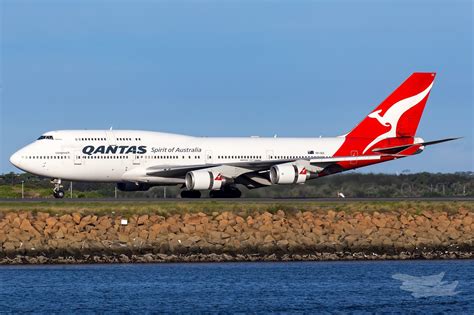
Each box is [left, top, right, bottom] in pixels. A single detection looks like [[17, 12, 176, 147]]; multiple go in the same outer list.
[[146, 161, 283, 178], [122, 154, 405, 188], [145, 155, 386, 178]]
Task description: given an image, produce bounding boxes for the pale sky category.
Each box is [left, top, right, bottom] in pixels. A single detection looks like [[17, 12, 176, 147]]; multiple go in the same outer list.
[[1, 0, 472, 173]]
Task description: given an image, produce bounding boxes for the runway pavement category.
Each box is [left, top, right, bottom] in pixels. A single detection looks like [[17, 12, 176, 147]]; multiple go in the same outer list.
[[0, 197, 472, 203]]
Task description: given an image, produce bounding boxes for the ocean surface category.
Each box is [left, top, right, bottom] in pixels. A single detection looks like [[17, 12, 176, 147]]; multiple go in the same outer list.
[[0, 260, 473, 313]]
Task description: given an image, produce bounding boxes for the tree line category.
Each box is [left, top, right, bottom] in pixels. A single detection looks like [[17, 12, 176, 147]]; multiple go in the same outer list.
[[0, 171, 472, 198]]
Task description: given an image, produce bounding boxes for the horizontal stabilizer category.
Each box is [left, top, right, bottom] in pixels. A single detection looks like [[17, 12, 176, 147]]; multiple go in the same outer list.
[[420, 137, 462, 146], [372, 137, 461, 154]]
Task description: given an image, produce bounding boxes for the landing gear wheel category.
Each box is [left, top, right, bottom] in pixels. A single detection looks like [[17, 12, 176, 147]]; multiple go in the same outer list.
[[53, 189, 65, 199], [210, 186, 242, 198], [231, 189, 242, 198], [180, 190, 201, 198], [51, 178, 64, 199]]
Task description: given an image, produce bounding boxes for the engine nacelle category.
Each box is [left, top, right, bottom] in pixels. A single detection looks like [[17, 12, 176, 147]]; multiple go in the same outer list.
[[185, 170, 224, 190], [116, 182, 151, 192], [270, 164, 309, 185]]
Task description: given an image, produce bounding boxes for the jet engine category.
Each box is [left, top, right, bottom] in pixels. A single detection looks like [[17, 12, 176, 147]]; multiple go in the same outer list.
[[269, 164, 309, 185], [185, 170, 225, 190], [116, 182, 151, 192]]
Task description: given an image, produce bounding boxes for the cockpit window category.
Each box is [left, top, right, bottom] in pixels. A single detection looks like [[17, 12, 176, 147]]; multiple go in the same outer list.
[[37, 135, 54, 140]]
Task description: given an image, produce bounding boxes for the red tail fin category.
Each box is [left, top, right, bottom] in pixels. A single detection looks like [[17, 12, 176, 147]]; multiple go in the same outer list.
[[336, 72, 436, 156]]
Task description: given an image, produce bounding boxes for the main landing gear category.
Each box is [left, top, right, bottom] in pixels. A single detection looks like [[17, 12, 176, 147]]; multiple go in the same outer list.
[[180, 190, 202, 198], [180, 186, 242, 198], [51, 178, 65, 199], [209, 186, 242, 198]]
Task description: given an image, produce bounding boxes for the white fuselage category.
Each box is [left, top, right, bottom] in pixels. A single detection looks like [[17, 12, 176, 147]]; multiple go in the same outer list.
[[10, 130, 345, 184], [8, 73, 446, 198]]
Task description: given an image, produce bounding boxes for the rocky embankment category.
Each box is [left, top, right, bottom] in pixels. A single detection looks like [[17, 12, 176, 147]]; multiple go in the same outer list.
[[0, 207, 473, 264]]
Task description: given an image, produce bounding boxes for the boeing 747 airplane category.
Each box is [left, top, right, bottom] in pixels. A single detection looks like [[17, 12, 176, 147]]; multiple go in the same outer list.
[[10, 73, 458, 198]]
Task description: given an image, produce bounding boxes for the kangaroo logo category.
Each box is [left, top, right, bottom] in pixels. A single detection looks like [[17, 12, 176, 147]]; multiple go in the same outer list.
[[363, 82, 433, 153]]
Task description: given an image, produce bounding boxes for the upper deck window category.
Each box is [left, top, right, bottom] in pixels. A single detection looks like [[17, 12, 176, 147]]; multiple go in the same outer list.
[[37, 135, 54, 140]]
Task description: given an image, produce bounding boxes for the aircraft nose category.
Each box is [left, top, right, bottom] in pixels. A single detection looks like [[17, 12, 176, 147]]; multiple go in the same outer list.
[[9, 151, 21, 168]]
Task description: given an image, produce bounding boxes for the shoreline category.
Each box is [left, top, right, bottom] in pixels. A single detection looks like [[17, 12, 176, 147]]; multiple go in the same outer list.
[[2, 250, 473, 265]]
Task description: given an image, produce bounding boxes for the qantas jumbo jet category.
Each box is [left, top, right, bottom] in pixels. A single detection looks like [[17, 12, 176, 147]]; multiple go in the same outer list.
[[10, 73, 457, 198]]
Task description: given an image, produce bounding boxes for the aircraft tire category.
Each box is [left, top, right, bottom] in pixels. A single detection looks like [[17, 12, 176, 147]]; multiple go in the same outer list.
[[180, 190, 201, 198], [209, 187, 242, 198], [53, 189, 65, 199]]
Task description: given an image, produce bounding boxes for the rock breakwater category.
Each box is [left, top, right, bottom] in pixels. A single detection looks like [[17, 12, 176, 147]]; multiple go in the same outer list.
[[0, 207, 473, 264]]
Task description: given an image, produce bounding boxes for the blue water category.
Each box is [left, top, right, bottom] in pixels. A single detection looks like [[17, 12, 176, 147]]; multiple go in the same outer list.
[[0, 260, 473, 313]]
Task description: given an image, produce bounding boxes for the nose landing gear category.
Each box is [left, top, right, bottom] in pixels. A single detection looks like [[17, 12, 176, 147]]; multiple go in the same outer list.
[[51, 179, 65, 199]]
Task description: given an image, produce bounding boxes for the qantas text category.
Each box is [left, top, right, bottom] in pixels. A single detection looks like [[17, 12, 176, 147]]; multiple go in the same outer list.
[[82, 145, 147, 155]]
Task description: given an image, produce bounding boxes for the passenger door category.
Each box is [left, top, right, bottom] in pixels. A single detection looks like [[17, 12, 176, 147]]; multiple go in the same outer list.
[[74, 151, 82, 165], [205, 150, 213, 164], [106, 130, 116, 146], [133, 155, 140, 165]]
